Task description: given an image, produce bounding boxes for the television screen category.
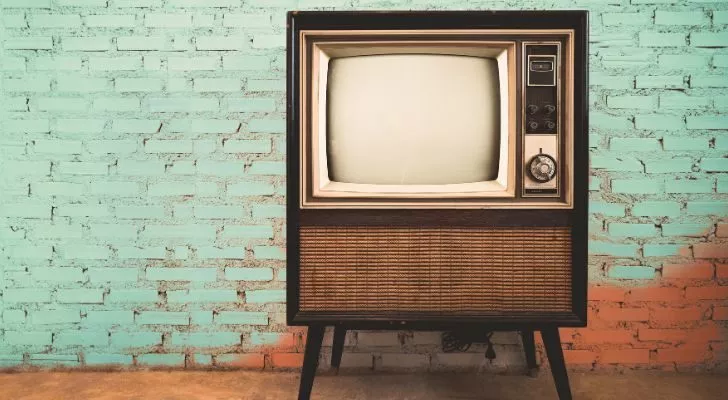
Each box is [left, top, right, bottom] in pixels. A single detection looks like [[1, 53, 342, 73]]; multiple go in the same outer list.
[[326, 54, 501, 185]]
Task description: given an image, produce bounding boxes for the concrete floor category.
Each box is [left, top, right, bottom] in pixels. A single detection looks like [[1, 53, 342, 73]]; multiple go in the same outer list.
[[0, 370, 723, 400]]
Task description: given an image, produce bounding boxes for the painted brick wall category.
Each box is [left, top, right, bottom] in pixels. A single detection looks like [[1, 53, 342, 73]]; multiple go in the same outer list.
[[0, 0, 726, 372]]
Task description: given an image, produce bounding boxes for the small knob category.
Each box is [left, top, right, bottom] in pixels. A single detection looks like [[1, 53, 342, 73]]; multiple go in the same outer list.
[[527, 104, 539, 115], [545, 120, 556, 130], [528, 120, 539, 130], [544, 104, 556, 114], [528, 154, 557, 183]]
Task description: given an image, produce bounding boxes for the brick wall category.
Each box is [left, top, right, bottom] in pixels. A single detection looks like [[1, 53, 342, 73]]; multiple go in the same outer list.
[[0, 0, 726, 371]]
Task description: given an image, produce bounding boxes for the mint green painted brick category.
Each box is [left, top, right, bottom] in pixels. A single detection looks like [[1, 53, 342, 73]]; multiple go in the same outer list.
[[4, 37, 53, 50], [168, 119, 239, 133], [612, 179, 663, 194], [713, 55, 728, 67], [56, 0, 107, 5], [225, 267, 274, 281], [112, 119, 161, 133], [33, 181, 85, 196], [663, 223, 711, 237], [145, 13, 192, 27], [31, 309, 80, 325], [56, 76, 110, 93], [247, 79, 285, 92], [1, 0, 51, 7], [590, 156, 643, 172], [223, 139, 271, 153], [660, 93, 710, 109], [249, 331, 288, 346], [62, 36, 111, 51], [34, 139, 82, 154], [663, 136, 708, 150], [192, 354, 213, 365], [147, 98, 218, 112], [632, 201, 681, 217], [655, 11, 708, 25], [170, 332, 240, 347], [54, 330, 108, 347], [589, 241, 639, 257], [115, 78, 164, 92], [2, 118, 50, 132], [194, 206, 245, 219], [690, 75, 728, 88], [117, 160, 165, 176], [145, 140, 194, 154], [602, 12, 651, 26], [223, 13, 272, 27], [147, 182, 217, 197], [196, 247, 245, 259], [137, 312, 189, 325], [106, 289, 159, 304], [687, 201, 728, 215], [57, 289, 104, 304], [115, 206, 165, 219], [59, 245, 111, 259], [607, 96, 657, 110], [658, 55, 708, 70], [248, 119, 285, 134], [701, 158, 728, 172], [248, 161, 285, 175], [84, 354, 133, 366], [692, 32, 728, 47], [111, 332, 162, 348], [644, 244, 687, 257], [222, 225, 274, 239], [57, 162, 108, 175], [84, 311, 134, 326], [33, 56, 82, 71], [93, 97, 140, 112], [146, 267, 216, 282], [142, 224, 216, 239], [645, 158, 693, 173], [167, 289, 238, 303], [86, 15, 136, 28], [227, 98, 277, 112], [56, 118, 106, 133], [223, 55, 270, 71], [687, 116, 728, 130], [665, 179, 713, 194], [30, 267, 84, 282], [168, 56, 220, 71], [636, 75, 684, 89], [245, 289, 285, 304], [252, 204, 285, 219], [196, 36, 246, 51], [608, 265, 656, 280], [5, 160, 51, 176], [137, 354, 185, 366], [3, 289, 51, 303], [639, 32, 686, 47], [716, 11, 728, 25], [0, 204, 49, 218], [88, 56, 141, 71], [215, 311, 268, 325], [195, 78, 241, 92], [608, 223, 658, 237], [5, 245, 52, 259], [3, 77, 51, 92], [196, 160, 246, 176], [227, 181, 275, 196], [253, 246, 284, 260], [117, 36, 167, 51], [3, 310, 26, 323], [4, 331, 52, 346], [609, 137, 660, 151], [191, 311, 213, 325]]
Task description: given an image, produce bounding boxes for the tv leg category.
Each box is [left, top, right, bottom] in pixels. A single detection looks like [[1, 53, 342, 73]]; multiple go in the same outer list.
[[330, 326, 347, 371], [298, 325, 325, 400], [521, 330, 539, 377], [541, 327, 573, 400]]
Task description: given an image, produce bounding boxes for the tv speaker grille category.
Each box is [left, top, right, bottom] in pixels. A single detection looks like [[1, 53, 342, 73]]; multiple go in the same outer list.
[[298, 226, 572, 313]]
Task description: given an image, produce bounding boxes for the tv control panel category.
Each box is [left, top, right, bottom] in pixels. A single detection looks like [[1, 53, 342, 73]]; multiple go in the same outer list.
[[523, 43, 561, 197]]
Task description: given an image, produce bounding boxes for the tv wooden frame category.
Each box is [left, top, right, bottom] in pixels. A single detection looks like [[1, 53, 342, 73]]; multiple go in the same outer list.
[[287, 11, 589, 329]]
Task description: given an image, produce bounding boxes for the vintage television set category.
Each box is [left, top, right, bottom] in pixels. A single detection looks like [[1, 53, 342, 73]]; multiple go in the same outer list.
[[287, 11, 588, 400]]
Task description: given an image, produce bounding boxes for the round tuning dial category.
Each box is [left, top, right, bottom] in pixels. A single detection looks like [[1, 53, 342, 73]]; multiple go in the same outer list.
[[527, 104, 539, 115], [544, 104, 556, 114], [528, 120, 539, 130], [528, 154, 557, 183]]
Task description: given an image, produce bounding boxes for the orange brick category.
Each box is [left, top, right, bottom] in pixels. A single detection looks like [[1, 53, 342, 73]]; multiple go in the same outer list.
[[588, 286, 626, 302], [626, 287, 683, 302], [712, 342, 728, 361], [714, 306, 728, 320], [599, 349, 650, 364], [638, 328, 688, 342], [270, 353, 304, 368], [578, 329, 634, 344], [563, 350, 597, 364], [686, 324, 727, 343], [693, 243, 728, 259], [215, 353, 265, 369], [598, 307, 649, 322], [655, 345, 709, 363], [650, 306, 707, 322], [685, 286, 728, 300], [717, 224, 728, 237], [717, 264, 728, 278], [662, 262, 714, 279], [558, 328, 578, 344]]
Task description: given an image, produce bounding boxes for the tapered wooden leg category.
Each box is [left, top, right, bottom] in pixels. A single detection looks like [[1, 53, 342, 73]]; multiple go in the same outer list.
[[521, 330, 539, 377], [330, 326, 347, 370], [541, 327, 573, 400], [298, 325, 325, 400]]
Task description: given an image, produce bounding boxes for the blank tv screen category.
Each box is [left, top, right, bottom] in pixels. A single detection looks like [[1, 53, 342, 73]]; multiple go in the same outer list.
[[326, 54, 501, 185]]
